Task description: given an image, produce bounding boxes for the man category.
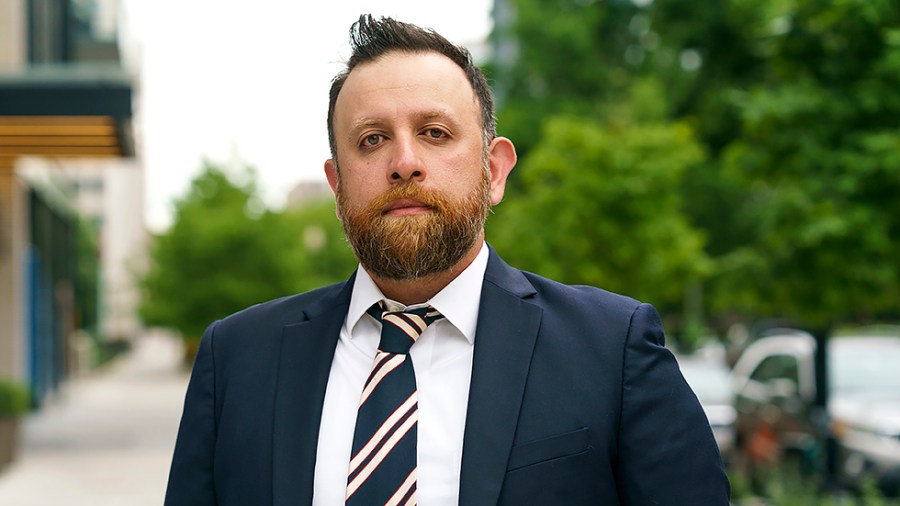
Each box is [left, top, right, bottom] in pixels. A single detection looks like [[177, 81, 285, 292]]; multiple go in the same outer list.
[[165, 14, 730, 506]]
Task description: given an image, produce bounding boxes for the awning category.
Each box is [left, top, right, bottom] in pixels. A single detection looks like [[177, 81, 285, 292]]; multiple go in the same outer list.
[[0, 64, 135, 170]]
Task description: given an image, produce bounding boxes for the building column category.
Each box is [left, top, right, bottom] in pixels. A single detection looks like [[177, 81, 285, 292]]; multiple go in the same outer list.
[[0, 160, 27, 382]]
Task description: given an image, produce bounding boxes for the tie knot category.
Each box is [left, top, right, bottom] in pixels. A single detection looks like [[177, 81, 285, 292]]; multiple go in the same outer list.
[[367, 302, 444, 354]]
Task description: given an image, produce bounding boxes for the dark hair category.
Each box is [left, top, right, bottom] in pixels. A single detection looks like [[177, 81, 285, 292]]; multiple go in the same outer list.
[[327, 14, 496, 164]]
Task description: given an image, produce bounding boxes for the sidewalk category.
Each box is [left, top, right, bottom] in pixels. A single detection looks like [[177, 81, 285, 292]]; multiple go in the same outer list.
[[0, 330, 189, 506]]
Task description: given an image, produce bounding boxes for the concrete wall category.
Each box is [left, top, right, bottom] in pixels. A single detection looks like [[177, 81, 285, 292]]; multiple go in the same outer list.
[[100, 161, 145, 340], [0, 0, 26, 67], [0, 164, 28, 381], [47, 158, 146, 342]]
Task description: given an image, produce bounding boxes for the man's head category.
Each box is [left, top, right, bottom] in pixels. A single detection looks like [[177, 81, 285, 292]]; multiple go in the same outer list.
[[324, 15, 516, 283], [327, 14, 497, 164]]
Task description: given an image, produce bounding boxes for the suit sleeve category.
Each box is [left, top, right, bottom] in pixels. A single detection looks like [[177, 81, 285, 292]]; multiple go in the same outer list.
[[615, 304, 731, 505], [164, 322, 219, 506]]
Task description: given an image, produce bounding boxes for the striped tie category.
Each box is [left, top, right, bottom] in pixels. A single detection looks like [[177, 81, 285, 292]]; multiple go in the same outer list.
[[346, 302, 444, 506]]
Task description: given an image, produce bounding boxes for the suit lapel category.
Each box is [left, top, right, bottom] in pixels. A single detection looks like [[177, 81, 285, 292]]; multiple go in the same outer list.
[[458, 249, 542, 505], [272, 279, 353, 506]]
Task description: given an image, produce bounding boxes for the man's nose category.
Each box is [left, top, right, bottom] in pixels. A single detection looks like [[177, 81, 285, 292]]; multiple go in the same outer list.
[[388, 135, 425, 183]]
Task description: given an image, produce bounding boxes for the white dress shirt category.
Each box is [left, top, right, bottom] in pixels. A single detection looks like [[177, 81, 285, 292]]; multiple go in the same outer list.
[[312, 243, 488, 506]]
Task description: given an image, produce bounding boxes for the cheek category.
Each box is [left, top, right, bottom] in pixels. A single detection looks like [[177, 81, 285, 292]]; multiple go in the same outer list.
[[338, 171, 386, 208], [442, 150, 482, 183], [339, 180, 370, 205]]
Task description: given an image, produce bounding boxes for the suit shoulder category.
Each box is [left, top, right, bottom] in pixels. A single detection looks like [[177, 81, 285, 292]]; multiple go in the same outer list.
[[215, 280, 349, 331], [484, 248, 645, 324], [519, 270, 644, 317]]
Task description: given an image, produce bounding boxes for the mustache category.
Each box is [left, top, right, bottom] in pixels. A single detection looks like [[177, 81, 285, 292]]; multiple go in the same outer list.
[[368, 183, 450, 214]]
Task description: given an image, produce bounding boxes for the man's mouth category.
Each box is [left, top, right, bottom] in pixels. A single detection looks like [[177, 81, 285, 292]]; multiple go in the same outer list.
[[383, 198, 432, 216]]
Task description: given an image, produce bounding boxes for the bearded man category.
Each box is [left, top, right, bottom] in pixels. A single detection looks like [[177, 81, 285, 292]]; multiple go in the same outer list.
[[165, 14, 730, 506]]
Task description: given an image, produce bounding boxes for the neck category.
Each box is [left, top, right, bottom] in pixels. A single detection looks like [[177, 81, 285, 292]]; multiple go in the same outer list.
[[369, 236, 484, 306]]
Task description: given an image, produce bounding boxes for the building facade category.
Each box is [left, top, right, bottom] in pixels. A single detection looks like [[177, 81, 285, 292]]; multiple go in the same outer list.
[[0, 0, 137, 406]]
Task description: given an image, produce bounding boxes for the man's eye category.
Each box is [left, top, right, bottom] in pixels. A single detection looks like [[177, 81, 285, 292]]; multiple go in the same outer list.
[[427, 128, 445, 139], [363, 134, 382, 146]]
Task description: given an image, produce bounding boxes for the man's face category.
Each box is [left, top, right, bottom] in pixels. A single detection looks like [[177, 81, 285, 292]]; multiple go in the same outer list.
[[325, 51, 495, 280]]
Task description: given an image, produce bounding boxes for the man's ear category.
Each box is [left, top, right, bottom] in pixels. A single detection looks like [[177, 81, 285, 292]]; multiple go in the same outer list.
[[487, 137, 517, 206], [324, 159, 342, 220]]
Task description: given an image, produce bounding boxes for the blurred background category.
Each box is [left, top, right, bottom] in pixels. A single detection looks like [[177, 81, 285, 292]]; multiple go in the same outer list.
[[0, 0, 898, 504]]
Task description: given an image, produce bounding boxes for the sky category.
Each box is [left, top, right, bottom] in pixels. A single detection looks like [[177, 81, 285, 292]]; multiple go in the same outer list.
[[119, 1, 494, 232]]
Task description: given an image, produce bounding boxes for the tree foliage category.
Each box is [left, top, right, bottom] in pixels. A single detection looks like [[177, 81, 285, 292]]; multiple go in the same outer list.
[[710, 0, 900, 326], [139, 162, 356, 344], [490, 0, 900, 333], [491, 0, 643, 157], [488, 117, 709, 314]]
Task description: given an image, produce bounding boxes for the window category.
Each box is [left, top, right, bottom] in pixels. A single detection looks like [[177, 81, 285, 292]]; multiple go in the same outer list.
[[750, 354, 799, 385]]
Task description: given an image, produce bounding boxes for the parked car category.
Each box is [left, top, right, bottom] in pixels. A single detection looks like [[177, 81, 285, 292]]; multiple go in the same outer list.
[[676, 353, 736, 463], [731, 328, 900, 495]]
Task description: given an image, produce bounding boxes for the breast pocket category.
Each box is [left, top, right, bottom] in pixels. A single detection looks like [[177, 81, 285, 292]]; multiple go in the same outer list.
[[499, 427, 599, 505], [506, 427, 590, 471]]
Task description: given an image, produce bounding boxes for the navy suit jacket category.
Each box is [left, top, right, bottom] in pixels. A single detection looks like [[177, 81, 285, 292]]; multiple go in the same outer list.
[[165, 247, 730, 505]]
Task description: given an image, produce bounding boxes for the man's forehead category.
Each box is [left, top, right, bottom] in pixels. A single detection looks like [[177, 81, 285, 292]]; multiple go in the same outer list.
[[333, 51, 480, 125]]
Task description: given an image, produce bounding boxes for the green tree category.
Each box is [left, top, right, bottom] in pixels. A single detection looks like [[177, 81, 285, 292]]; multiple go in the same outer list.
[[488, 117, 710, 343], [712, 1, 900, 327], [491, 0, 643, 157], [491, 0, 900, 332], [139, 162, 356, 355]]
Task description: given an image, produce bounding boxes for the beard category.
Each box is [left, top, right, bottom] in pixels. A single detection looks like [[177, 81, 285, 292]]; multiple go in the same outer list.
[[337, 168, 491, 280]]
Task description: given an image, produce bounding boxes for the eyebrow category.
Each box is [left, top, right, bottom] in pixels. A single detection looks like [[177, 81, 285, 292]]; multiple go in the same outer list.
[[414, 110, 459, 128], [416, 110, 453, 122], [348, 118, 381, 133]]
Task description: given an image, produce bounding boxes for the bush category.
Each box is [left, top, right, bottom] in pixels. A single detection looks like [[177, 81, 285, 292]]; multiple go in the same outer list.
[[0, 379, 30, 417]]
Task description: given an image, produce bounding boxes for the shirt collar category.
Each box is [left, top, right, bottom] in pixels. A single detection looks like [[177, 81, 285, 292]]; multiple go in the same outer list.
[[346, 242, 489, 344]]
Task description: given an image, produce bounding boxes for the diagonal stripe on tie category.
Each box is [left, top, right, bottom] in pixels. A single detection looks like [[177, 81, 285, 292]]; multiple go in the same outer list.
[[358, 354, 406, 406], [385, 468, 417, 506], [349, 391, 417, 474], [346, 302, 444, 505]]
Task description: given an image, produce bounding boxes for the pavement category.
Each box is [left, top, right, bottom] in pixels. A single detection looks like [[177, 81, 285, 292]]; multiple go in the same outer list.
[[0, 330, 190, 506]]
